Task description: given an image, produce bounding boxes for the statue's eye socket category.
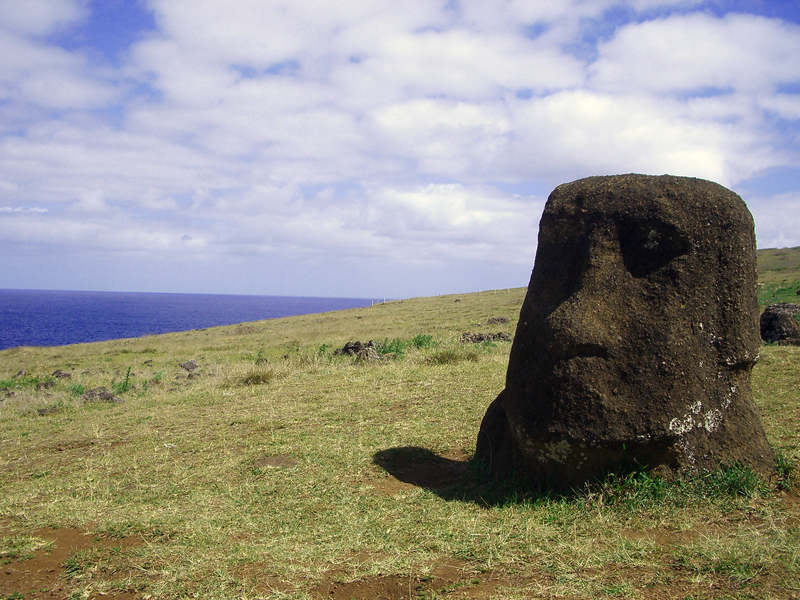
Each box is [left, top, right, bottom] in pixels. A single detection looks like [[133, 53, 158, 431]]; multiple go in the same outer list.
[[619, 221, 691, 278]]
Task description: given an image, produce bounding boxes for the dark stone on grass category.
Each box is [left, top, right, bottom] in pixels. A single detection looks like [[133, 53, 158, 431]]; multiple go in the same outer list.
[[36, 381, 56, 390], [334, 340, 379, 362], [760, 303, 800, 344], [52, 369, 71, 379], [180, 359, 200, 372], [12, 370, 26, 378], [486, 316, 509, 324], [82, 387, 123, 404], [460, 332, 512, 343], [476, 175, 774, 490]]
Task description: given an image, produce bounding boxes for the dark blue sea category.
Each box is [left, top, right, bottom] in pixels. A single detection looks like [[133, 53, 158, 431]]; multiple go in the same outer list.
[[0, 289, 376, 351]]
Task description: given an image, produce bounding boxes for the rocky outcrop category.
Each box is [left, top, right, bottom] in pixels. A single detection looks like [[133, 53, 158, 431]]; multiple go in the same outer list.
[[486, 317, 509, 324], [334, 340, 379, 362], [460, 332, 512, 343], [180, 359, 200, 372], [82, 387, 123, 404]]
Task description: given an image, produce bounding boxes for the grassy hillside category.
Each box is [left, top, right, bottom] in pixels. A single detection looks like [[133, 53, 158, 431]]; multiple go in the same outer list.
[[758, 246, 800, 306], [1, 273, 799, 598]]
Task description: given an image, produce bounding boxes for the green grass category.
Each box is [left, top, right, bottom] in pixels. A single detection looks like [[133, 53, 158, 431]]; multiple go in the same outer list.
[[757, 246, 800, 307], [757, 246, 800, 281], [0, 277, 799, 599], [0, 535, 54, 560], [757, 280, 800, 307]]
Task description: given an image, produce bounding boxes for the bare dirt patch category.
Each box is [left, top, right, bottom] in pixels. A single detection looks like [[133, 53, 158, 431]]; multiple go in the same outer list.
[[254, 455, 298, 469], [312, 566, 530, 600], [1, 526, 141, 600], [231, 563, 299, 598]]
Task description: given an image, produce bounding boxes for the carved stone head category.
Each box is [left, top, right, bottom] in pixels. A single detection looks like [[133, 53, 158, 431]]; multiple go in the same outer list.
[[477, 175, 773, 489]]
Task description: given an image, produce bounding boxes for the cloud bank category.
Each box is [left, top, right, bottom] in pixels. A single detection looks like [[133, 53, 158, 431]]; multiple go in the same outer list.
[[1, 0, 799, 296]]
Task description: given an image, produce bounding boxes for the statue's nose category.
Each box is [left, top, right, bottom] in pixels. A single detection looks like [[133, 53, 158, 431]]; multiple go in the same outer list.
[[544, 235, 622, 360]]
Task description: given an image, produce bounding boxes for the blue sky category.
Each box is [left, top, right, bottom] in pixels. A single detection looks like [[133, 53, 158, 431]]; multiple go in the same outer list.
[[1, 0, 799, 298]]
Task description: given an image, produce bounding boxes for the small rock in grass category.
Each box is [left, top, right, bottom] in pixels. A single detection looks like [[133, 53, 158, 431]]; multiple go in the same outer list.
[[460, 332, 511, 343], [333, 341, 379, 362], [180, 359, 200, 372], [486, 316, 509, 324], [82, 386, 123, 404]]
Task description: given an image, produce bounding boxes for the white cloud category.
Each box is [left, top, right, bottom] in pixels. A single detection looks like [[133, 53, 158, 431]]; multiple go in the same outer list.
[[590, 13, 800, 95], [0, 206, 47, 213], [503, 89, 785, 186], [751, 192, 800, 249], [761, 94, 800, 121], [347, 28, 584, 100], [0, 0, 86, 36], [0, 10, 118, 111], [371, 100, 511, 178], [373, 184, 542, 258], [0, 0, 798, 296], [0, 179, 19, 192], [71, 189, 107, 213]]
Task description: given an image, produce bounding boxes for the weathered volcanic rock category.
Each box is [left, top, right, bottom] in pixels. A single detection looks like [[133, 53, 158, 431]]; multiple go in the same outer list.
[[334, 340, 379, 362], [760, 303, 800, 344], [460, 332, 512, 343], [180, 359, 200, 372], [82, 386, 122, 404], [476, 174, 774, 490]]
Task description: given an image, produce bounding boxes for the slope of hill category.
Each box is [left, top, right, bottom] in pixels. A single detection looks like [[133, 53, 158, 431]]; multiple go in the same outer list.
[[1, 266, 798, 599], [758, 246, 800, 306]]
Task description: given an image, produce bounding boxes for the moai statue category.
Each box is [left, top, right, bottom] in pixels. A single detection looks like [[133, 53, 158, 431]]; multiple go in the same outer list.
[[477, 175, 774, 490]]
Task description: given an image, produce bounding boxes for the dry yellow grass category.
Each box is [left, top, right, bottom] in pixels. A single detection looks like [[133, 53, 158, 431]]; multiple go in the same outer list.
[[1, 285, 799, 599]]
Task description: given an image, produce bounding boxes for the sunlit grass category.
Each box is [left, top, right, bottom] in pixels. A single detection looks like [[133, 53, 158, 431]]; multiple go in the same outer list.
[[1, 285, 799, 599]]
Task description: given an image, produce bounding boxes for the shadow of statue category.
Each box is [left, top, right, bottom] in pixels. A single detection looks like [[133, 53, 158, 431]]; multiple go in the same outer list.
[[372, 446, 557, 506]]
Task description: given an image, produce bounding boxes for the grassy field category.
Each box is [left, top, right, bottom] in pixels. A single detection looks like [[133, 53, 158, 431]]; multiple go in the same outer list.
[[1, 258, 799, 599], [757, 246, 800, 307]]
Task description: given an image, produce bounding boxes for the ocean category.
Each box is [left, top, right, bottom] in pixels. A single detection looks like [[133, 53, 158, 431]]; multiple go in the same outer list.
[[0, 289, 376, 351]]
